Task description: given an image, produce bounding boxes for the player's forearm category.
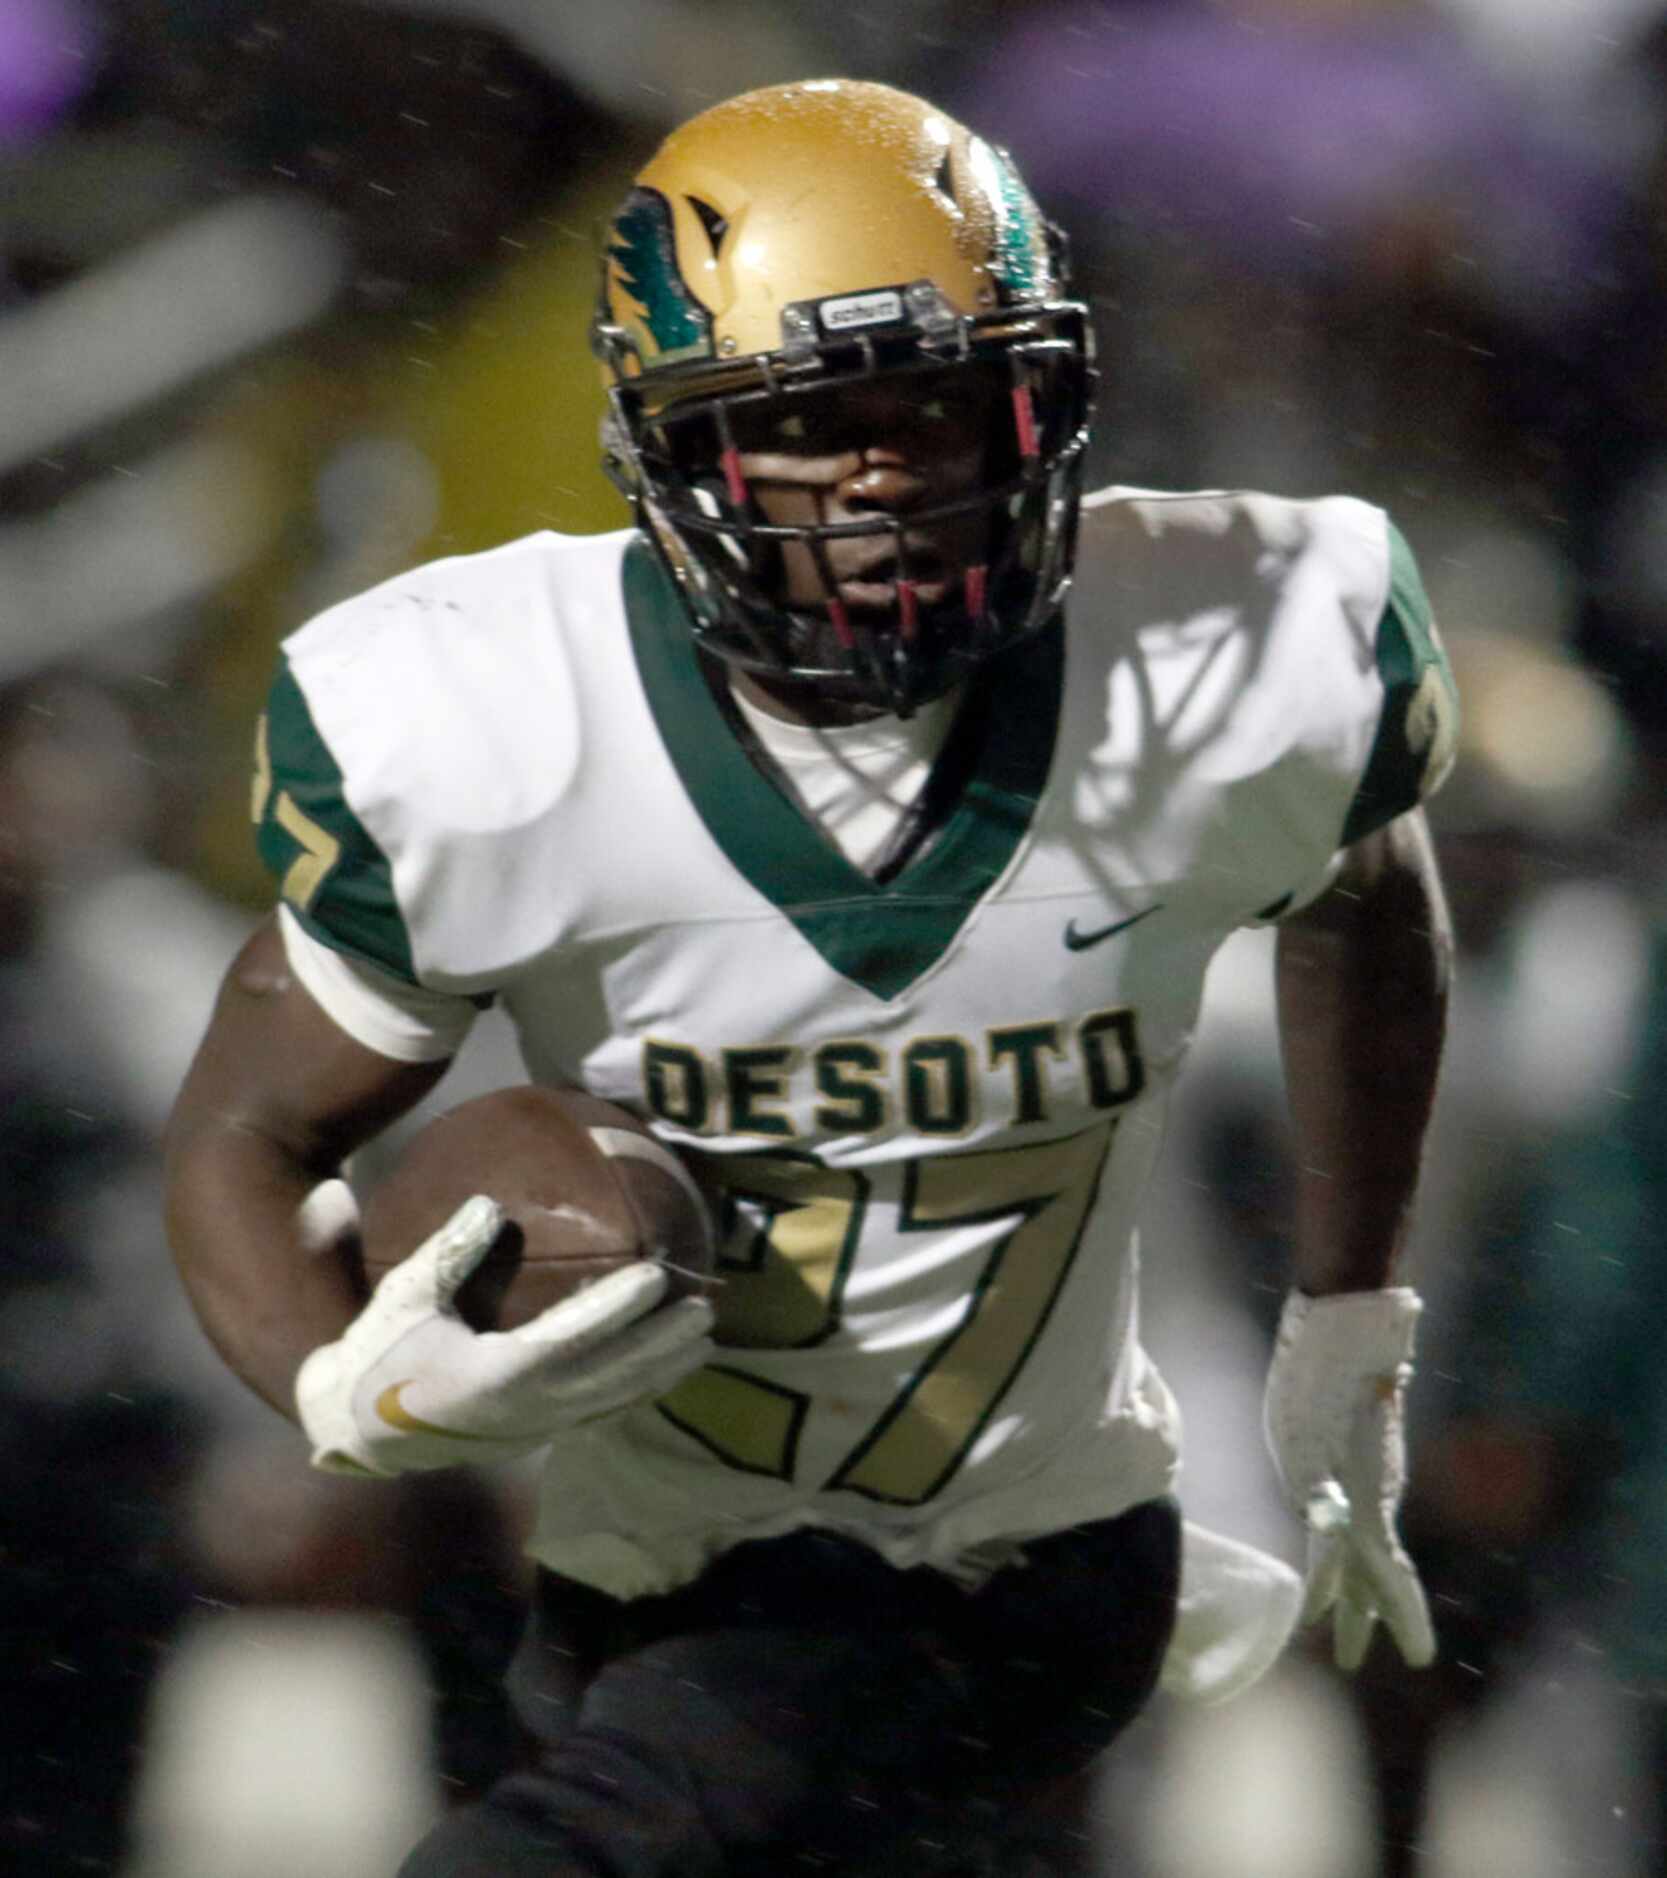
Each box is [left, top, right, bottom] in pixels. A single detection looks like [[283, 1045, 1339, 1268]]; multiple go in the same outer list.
[[164, 917, 451, 1417], [1274, 811, 1452, 1295], [164, 1119, 363, 1419]]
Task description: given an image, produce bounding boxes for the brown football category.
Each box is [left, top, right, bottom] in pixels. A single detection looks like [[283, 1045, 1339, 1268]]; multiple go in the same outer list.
[[357, 1085, 716, 1332]]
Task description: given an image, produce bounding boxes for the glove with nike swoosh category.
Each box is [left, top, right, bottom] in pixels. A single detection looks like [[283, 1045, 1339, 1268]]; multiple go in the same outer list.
[[1263, 1286, 1437, 1672], [295, 1184, 715, 1477]]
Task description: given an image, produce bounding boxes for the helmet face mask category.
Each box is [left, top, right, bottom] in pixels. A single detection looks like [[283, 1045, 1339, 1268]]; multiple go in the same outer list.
[[593, 81, 1096, 716]]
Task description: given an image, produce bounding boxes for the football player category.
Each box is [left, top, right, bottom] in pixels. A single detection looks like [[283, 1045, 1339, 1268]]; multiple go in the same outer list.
[[165, 79, 1455, 1876]]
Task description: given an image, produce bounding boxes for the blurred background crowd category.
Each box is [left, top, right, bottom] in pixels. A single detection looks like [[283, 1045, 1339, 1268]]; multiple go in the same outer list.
[[6, 0, 1667, 1872]]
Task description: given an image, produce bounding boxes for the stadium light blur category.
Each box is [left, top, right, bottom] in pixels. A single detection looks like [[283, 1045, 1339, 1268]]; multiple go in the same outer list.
[[0, 195, 347, 477]]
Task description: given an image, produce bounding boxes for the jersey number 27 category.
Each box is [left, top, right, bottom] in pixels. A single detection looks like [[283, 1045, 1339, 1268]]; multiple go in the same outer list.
[[657, 1121, 1115, 1505]]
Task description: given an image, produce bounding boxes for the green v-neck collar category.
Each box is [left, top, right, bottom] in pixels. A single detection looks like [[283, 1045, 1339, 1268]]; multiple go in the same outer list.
[[621, 539, 1062, 1001]]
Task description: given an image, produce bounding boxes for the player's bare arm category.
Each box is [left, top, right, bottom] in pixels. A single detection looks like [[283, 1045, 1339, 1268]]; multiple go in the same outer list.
[[163, 913, 450, 1418], [166, 918, 715, 1473], [1264, 806, 1451, 1669], [1276, 805, 1453, 1295]]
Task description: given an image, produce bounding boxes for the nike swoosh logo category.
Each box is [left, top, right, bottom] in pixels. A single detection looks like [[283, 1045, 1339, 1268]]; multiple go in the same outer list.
[[374, 1382, 490, 1441], [1063, 904, 1164, 951]]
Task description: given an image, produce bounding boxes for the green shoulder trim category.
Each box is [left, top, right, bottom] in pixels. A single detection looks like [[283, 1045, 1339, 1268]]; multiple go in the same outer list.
[[254, 657, 419, 985], [622, 541, 1060, 1001], [1340, 520, 1460, 847]]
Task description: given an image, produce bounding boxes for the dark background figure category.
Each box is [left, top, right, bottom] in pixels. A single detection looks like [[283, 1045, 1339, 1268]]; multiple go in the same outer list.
[[0, 673, 211, 1875]]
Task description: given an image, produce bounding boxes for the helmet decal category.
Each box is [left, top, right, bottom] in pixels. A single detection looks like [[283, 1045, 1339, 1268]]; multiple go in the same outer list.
[[609, 187, 714, 367], [969, 138, 1046, 299]]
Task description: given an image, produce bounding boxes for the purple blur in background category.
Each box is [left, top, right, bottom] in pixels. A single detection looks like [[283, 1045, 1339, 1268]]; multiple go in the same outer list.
[[960, 2, 1617, 314], [0, 0, 99, 145]]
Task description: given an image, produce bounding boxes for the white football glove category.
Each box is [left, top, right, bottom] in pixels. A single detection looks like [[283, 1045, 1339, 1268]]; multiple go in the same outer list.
[[294, 1183, 715, 1478], [1263, 1286, 1436, 1672]]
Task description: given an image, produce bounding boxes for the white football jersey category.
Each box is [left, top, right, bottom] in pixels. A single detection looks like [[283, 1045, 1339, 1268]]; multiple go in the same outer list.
[[256, 485, 1456, 1599]]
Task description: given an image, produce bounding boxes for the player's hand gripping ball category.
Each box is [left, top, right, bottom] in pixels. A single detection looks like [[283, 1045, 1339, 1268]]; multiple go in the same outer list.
[[294, 1088, 718, 1477], [359, 1086, 715, 1331]]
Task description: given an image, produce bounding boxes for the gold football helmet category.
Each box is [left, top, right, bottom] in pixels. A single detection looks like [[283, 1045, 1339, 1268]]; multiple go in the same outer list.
[[592, 79, 1094, 713]]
